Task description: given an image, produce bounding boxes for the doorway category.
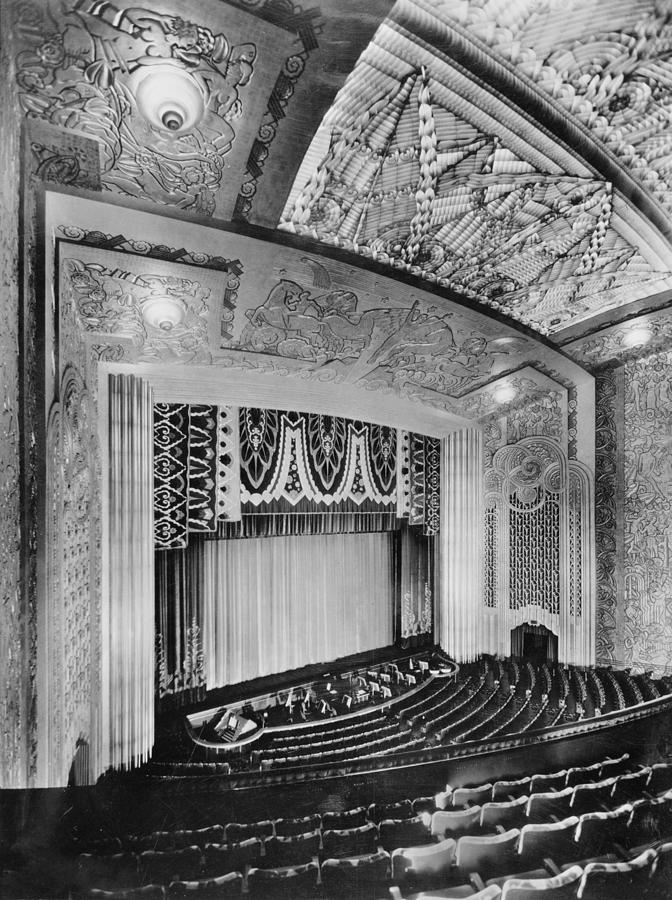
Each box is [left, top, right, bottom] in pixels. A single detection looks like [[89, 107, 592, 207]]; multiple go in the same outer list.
[[511, 623, 558, 664]]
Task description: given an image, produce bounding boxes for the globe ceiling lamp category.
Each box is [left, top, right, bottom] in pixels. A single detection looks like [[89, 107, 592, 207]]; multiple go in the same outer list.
[[128, 63, 207, 135]]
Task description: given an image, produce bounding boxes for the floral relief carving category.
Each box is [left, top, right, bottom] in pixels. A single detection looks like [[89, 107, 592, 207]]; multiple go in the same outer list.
[[594, 368, 619, 666]]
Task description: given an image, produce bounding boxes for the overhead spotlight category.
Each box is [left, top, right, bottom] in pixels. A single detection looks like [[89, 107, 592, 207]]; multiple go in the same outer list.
[[622, 325, 652, 348], [494, 384, 516, 404], [129, 63, 207, 134], [141, 295, 187, 332]]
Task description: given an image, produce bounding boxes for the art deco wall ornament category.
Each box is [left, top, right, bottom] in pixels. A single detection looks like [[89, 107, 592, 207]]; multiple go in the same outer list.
[[140, 292, 188, 332]]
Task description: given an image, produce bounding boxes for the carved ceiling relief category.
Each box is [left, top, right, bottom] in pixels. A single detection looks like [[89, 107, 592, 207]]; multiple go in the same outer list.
[[430, 0, 672, 211], [59, 246, 223, 364], [564, 306, 672, 370], [11, 0, 300, 218], [622, 349, 672, 673], [282, 55, 669, 333]]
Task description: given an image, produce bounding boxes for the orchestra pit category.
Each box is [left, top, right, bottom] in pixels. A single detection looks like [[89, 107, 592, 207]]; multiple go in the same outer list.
[[2, 1, 672, 898]]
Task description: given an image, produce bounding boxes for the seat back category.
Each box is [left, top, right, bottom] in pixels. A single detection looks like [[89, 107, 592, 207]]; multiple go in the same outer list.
[[647, 762, 672, 796], [138, 847, 202, 885], [518, 817, 579, 868], [610, 769, 651, 804], [247, 861, 319, 899], [201, 839, 261, 878], [412, 796, 438, 816], [577, 846, 656, 899], [86, 887, 165, 900], [598, 754, 631, 780], [263, 830, 320, 867], [391, 837, 457, 880], [322, 823, 378, 858], [224, 820, 273, 843], [166, 871, 242, 899], [481, 796, 528, 830], [430, 806, 481, 838], [456, 828, 520, 879], [500, 865, 583, 900], [321, 807, 367, 830], [626, 796, 672, 849], [530, 771, 567, 794], [566, 763, 602, 788], [492, 777, 531, 801], [380, 816, 433, 851], [453, 783, 493, 808], [575, 807, 630, 858], [273, 814, 321, 837], [526, 788, 573, 823], [320, 850, 390, 895], [570, 778, 617, 815], [368, 799, 413, 823], [649, 842, 672, 900]]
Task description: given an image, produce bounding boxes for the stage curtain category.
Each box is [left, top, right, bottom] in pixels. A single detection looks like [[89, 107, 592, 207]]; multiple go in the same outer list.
[[201, 532, 394, 688]]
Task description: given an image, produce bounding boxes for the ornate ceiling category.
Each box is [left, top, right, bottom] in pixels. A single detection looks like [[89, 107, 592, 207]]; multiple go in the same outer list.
[[12, 0, 672, 402]]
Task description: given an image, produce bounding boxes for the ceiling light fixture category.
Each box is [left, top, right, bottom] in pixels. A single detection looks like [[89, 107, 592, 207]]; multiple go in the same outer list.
[[493, 384, 516, 404], [129, 63, 207, 134], [622, 325, 652, 348], [141, 295, 187, 332]]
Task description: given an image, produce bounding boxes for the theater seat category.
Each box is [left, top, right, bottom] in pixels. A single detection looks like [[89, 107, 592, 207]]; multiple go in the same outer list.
[[320, 849, 391, 896], [166, 871, 242, 899], [597, 754, 631, 780], [526, 788, 573, 823], [499, 864, 583, 900], [574, 807, 630, 859], [77, 853, 140, 891], [626, 796, 672, 849], [431, 806, 482, 838], [413, 796, 439, 816], [273, 813, 321, 836], [480, 797, 528, 831], [137, 848, 202, 885], [517, 817, 579, 869], [649, 841, 672, 900], [263, 830, 320, 867], [570, 780, 616, 816], [455, 829, 521, 881], [247, 861, 319, 899], [389, 882, 502, 899], [391, 837, 457, 885], [369, 799, 414, 823], [610, 769, 651, 804], [492, 778, 531, 802], [322, 807, 368, 830], [201, 839, 261, 878], [566, 763, 602, 788], [647, 763, 672, 797], [453, 784, 494, 808], [322, 823, 379, 858], [529, 771, 567, 794], [576, 846, 656, 899], [380, 816, 433, 851], [86, 888, 165, 900], [224, 821, 273, 843]]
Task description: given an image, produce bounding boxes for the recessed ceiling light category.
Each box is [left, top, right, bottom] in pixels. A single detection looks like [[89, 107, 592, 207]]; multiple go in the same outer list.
[[129, 64, 207, 135]]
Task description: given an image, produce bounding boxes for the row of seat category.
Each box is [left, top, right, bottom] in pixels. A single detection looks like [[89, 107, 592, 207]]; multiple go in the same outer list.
[[393, 842, 672, 900], [84, 840, 672, 900]]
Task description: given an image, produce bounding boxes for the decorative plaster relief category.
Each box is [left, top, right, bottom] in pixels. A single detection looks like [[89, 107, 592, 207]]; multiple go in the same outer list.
[[281, 26, 671, 333], [564, 306, 672, 370], [622, 351, 672, 673], [59, 245, 228, 364], [12, 0, 296, 218]]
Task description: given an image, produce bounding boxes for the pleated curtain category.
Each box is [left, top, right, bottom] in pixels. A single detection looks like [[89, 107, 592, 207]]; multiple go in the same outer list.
[[201, 532, 394, 688], [439, 428, 484, 662]]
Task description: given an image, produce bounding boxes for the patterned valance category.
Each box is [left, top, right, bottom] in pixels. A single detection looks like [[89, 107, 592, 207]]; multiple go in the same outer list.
[[154, 404, 440, 549]]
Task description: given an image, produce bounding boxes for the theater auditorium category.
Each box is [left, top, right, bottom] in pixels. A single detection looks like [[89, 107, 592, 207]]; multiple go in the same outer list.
[[2, 0, 672, 898]]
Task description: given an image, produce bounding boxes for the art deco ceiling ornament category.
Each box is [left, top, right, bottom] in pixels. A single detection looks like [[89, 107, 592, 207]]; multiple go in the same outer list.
[[128, 63, 207, 134]]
